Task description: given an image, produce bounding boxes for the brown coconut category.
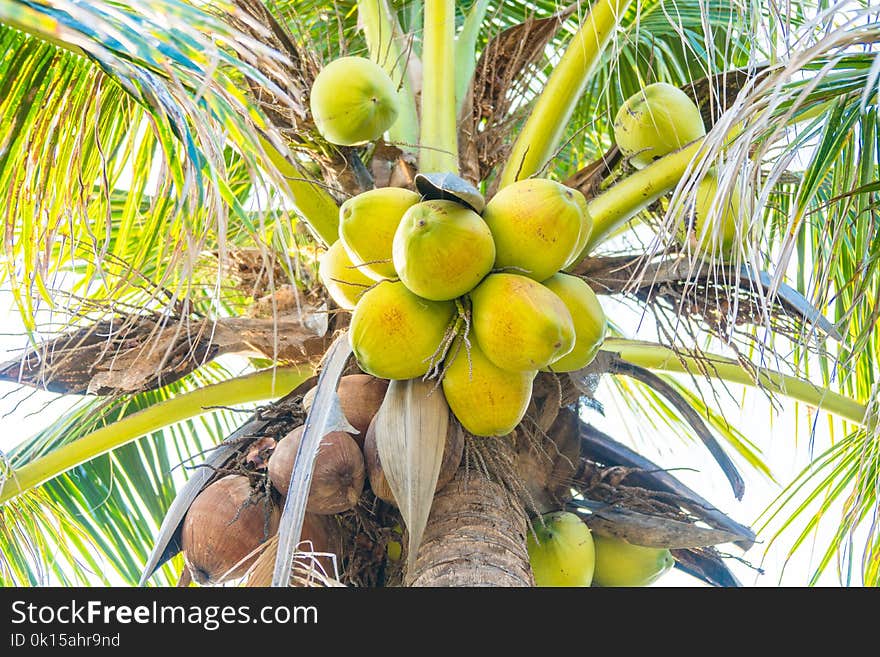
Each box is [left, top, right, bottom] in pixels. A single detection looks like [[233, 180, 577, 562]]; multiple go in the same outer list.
[[364, 414, 465, 506], [268, 425, 365, 514], [245, 512, 343, 586], [302, 374, 389, 446], [181, 474, 280, 585]]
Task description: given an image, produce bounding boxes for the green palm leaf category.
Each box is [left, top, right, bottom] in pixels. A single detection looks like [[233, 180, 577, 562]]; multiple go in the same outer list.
[[0, 361, 253, 586]]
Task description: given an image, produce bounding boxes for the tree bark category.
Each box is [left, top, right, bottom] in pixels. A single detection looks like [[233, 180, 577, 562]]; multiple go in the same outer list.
[[407, 443, 534, 587]]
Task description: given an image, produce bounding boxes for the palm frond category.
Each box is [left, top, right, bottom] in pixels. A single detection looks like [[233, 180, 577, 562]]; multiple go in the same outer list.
[[0, 1, 306, 334], [596, 364, 773, 484], [0, 360, 252, 586], [756, 417, 880, 586]]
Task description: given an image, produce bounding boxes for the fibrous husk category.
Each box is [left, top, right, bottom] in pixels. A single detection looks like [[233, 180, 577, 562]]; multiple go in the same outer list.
[[139, 374, 320, 586], [513, 407, 581, 515], [364, 413, 464, 505], [268, 425, 365, 515], [372, 378, 450, 570], [303, 374, 389, 445], [181, 475, 280, 585], [246, 513, 344, 587]]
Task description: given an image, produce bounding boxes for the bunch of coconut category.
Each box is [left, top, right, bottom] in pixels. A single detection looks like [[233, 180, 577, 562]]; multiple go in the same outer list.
[[179, 374, 397, 585], [526, 511, 675, 587], [613, 82, 757, 259], [307, 54, 608, 438], [321, 174, 608, 438]]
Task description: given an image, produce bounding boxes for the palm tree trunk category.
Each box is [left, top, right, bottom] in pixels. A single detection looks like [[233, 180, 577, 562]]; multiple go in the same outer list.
[[407, 442, 534, 587]]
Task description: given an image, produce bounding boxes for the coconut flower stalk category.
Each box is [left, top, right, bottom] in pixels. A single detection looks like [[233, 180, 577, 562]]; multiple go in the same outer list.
[[420, 0, 458, 173], [499, 0, 634, 187]]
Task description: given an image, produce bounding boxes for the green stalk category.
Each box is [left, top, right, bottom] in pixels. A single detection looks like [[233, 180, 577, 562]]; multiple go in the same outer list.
[[498, 0, 633, 187], [420, 0, 458, 173], [0, 366, 314, 505], [358, 0, 420, 148], [566, 139, 704, 267], [604, 338, 867, 426], [260, 136, 340, 246]]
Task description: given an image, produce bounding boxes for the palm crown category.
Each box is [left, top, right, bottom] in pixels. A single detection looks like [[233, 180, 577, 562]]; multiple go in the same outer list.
[[0, 0, 877, 587]]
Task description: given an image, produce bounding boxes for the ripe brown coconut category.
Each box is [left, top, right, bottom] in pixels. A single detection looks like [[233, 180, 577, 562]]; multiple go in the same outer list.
[[364, 414, 465, 505], [181, 474, 280, 585], [303, 374, 389, 446], [245, 512, 343, 586], [268, 425, 366, 514]]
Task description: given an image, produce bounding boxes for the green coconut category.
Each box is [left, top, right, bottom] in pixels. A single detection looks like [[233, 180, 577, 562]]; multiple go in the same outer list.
[[678, 174, 748, 260], [613, 82, 706, 169], [469, 273, 575, 372], [593, 534, 675, 587], [310, 56, 399, 146], [527, 511, 595, 587], [482, 178, 589, 282], [350, 280, 455, 379]]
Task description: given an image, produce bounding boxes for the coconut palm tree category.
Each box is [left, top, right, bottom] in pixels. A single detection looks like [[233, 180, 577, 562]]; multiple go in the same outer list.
[[0, 0, 877, 587]]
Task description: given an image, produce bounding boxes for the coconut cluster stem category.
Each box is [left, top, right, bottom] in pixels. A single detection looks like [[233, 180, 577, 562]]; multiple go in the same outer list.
[[420, 0, 459, 173], [260, 136, 341, 246], [566, 139, 705, 266], [499, 0, 633, 188], [0, 366, 314, 505], [604, 338, 867, 426]]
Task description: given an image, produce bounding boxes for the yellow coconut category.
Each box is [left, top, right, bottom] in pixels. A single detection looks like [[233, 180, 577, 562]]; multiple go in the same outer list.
[[593, 534, 675, 587], [318, 240, 374, 310], [441, 338, 535, 437], [542, 274, 607, 372], [613, 82, 706, 169], [563, 203, 595, 270], [470, 273, 575, 372], [350, 280, 455, 380], [339, 187, 420, 280], [526, 511, 595, 587], [309, 56, 399, 146], [392, 200, 495, 300], [678, 174, 748, 260], [482, 179, 589, 282]]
